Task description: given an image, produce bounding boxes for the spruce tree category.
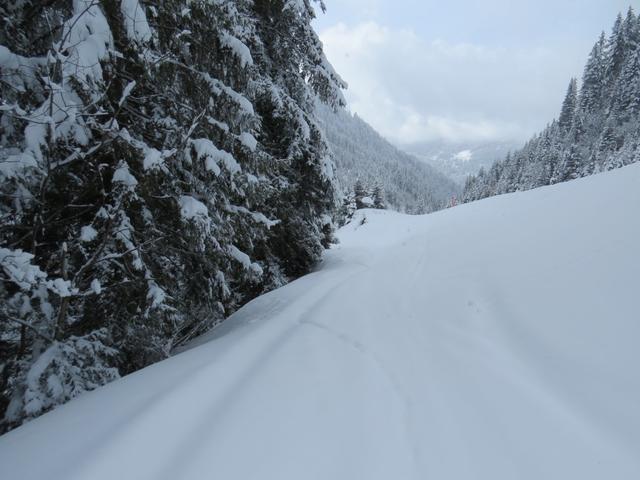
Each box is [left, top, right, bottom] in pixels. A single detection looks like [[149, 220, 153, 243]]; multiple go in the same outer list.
[[580, 32, 607, 113], [463, 10, 640, 203], [372, 184, 386, 209], [559, 78, 578, 133]]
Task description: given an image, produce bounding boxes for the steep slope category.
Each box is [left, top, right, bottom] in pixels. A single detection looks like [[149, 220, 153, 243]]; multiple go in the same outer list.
[[409, 140, 521, 185], [464, 9, 640, 202], [1, 165, 640, 479], [316, 103, 459, 213]]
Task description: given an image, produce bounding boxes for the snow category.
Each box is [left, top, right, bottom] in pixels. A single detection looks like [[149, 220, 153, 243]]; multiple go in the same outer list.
[[5, 0, 112, 177], [206, 116, 230, 132], [117, 128, 172, 172], [115, 212, 144, 271], [47, 278, 73, 298], [220, 32, 253, 68], [118, 80, 136, 107], [202, 73, 255, 116], [227, 245, 263, 276], [0, 151, 39, 179], [62, 0, 113, 85], [90, 279, 102, 295], [190, 138, 240, 175], [0, 248, 46, 289], [0, 45, 46, 92], [225, 204, 279, 228], [112, 162, 138, 187], [239, 132, 257, 151], [120, 0, 152, 43], [178, 196, 209, 220], [360, 195, 374, 207], [80, 225, 98, 242], [147, 281, 166, 309], [142, 148, 164, 171], [2, 165, 640, 479]]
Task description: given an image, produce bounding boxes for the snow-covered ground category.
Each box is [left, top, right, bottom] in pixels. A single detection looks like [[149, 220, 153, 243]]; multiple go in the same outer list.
[[2, 165, 640, 479]]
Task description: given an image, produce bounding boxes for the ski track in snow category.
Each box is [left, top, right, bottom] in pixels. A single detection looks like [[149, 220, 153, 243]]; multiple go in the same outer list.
[[2, 165, 640, 479]]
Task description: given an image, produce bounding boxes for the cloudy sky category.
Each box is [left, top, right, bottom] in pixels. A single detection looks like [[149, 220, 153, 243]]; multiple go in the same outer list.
[[313, 0, 637, 147]]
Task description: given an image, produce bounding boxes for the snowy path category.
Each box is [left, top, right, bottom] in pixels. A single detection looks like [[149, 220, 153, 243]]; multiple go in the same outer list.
[[2, 165, 640, 479]]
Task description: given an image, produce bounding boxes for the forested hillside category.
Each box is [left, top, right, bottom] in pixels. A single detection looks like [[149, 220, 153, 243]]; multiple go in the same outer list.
[[0, 0, 344, 432], [463, 9, 640, 201], [316, 103, 459, 214], [410, 141, 520, 186]]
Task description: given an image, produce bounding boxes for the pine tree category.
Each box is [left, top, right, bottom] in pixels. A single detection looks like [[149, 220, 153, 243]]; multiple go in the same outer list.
[[559, 78, 578, 133], [605, 13, 628, 81], [354, 180, 367, 210], [613, 45, 640, 117], [580, 32, 607, 113], [462, 10, 640, 203], [372, 184, 386, 209], [559, 146, 581, 182]]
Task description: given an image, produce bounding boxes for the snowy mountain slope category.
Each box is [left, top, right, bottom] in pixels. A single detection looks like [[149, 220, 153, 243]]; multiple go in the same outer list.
[[408, 140, 521, 185], [315, 103, 459, 213], [463, 10, 640, 202], [2, 165, 640, 479]]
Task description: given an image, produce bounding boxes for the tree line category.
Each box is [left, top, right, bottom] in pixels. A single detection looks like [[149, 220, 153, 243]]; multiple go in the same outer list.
[[464, 8, 640, 201]]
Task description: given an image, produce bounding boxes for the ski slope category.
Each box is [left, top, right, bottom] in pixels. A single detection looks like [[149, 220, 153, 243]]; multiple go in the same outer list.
[[2, 165, 640, 479]]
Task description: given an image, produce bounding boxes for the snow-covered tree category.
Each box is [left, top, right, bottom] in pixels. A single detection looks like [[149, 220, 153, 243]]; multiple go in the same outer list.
[[463, 10, 640, 203], [559, 78, 578, 133], [0, 0, 344, 431]]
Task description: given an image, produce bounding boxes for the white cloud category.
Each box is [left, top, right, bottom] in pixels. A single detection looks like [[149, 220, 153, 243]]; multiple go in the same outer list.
[[319, 21, 585, 146]]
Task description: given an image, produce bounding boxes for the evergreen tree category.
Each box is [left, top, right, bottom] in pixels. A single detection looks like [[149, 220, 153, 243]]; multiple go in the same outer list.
[[354, 180, 367, 210], [463, 11, 640, 203], [559, 146, 581, 182], [0, 0, 344, 432], [606, 13, 627, 79], [372, 184, 386, 209], [559, 78, 578, 133], [580, 32, 607, 113]]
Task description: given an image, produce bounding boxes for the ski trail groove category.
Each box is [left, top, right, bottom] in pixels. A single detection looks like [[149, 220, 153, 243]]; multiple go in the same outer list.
[[298, 319, 421, 474]]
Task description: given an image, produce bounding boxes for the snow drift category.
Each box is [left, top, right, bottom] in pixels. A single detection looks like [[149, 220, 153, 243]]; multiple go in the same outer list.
[[1, 165, 640, 479]]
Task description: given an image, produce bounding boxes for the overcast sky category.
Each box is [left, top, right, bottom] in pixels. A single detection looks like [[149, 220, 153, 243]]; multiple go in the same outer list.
[[313, 0, 638, 147]]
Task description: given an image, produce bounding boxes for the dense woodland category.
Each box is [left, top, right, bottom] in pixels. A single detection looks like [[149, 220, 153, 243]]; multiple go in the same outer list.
[[0, 0, 346, 432], [464, 9, 640, 201], [316, 102, 459, 214]]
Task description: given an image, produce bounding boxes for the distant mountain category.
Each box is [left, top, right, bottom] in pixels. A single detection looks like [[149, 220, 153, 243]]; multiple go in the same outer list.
[[315, 104, 459, 214], [407, 141, 521, 185], [463, 9, 640, 202]]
